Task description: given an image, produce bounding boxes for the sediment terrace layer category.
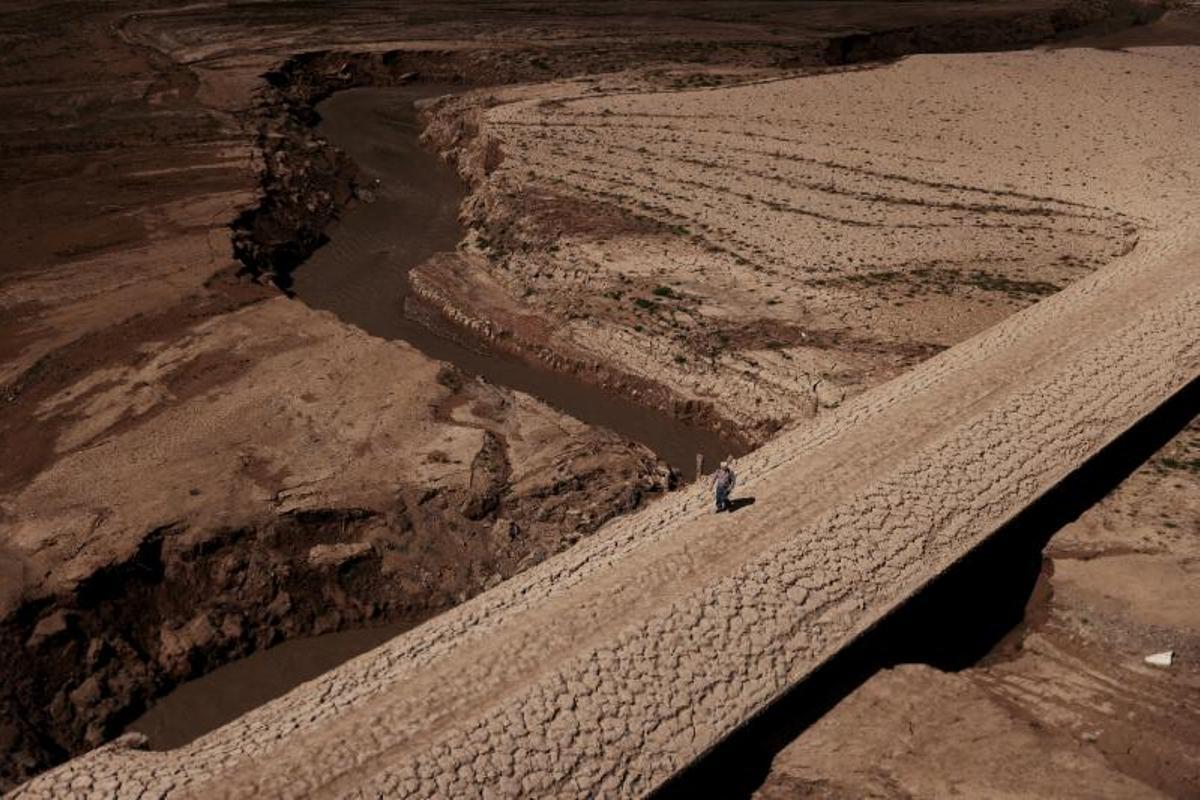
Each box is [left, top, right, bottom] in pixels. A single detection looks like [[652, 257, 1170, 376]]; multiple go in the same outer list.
[[416, 44, 1190, 444], [14, 160, 1200, 798]]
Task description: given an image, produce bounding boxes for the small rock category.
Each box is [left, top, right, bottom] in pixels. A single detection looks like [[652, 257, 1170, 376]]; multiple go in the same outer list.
[[267, 591, 292, 618], [815, 379, 845, 409], [307, 542, 372, 570], [220, 613, 244, 641], [1144, 650, 1174, 668], [68, 676, 103, 711], [489, 518, 519, 548], [26, 610, 75, 649], [158, 614, 216, 675], [108, 731, 149, 751], [183, 613, 216, 650]]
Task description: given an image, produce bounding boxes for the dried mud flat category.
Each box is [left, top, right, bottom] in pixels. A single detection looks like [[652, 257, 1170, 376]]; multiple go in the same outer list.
[[2, 0, 1199, 796]]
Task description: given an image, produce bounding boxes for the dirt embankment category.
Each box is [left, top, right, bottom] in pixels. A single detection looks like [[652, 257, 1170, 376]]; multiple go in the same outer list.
[[396, 0, 1159, 446]]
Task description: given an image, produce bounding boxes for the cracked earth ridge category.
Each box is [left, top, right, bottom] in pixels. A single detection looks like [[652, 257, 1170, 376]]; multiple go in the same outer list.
[[285, 277, 1200, 800], [11, 214, 1198, 799]]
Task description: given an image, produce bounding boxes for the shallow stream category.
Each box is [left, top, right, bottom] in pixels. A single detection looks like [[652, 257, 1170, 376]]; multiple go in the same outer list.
[[127, 624, 405, 750]]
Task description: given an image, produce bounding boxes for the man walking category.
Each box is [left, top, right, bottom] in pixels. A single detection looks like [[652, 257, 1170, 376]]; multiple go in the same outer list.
[[712, 459, 736, 513]]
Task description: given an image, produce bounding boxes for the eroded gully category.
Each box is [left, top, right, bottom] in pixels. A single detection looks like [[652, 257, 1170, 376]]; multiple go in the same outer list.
[[291, 85, 743, 475], [125, 84, 743, 749]]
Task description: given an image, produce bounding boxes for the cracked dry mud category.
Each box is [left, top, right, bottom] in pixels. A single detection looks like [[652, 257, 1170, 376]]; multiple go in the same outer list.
[[747, 400, 1200, 799], [12, 42, 1199, 797]]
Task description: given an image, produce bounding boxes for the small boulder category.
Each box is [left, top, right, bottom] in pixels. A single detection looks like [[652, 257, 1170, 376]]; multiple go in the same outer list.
[[815, 379, 845, 409], [158, 614, 217, 676], [108, 731, 149, 751], [307, 542, 372, 570], [267, 590, 292, 618], [25, 610, 76, 649], [68, 676, 103, 712], [489, 518, 519, 548], [1145, 650, 1174, 668]]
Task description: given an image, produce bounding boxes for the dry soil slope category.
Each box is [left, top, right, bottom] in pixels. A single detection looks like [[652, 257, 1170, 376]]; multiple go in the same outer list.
[[13, 47, 1200, 799], [431, 45, 1192, 440]]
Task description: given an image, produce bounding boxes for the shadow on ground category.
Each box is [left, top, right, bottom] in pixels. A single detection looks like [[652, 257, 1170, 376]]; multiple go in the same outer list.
[[655, 375, 1200, 799], [727, 497, 757, 513]]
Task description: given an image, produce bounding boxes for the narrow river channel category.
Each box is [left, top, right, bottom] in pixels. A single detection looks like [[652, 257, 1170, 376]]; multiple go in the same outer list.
[[126, 85, 743, 750], [291, 85, 741, 475]]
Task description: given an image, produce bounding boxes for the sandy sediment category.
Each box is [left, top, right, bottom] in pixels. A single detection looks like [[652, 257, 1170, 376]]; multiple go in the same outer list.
[[11, 45, 1198, 798], [415, 44, 1173, 443], [0, 294, 673, 784]]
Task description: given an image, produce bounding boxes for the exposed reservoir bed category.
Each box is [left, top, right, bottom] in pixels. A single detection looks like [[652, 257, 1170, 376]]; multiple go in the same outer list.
[[114, 5, 1200, 753], [124, 85, 741, 750]]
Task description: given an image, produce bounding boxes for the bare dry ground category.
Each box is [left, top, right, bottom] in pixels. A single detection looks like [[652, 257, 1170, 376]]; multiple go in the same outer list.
[[2, 0, 1197, 794], [11, 30, 1200, 798], [13, 129, 1198, 796], [417, 48, 1165, 442]]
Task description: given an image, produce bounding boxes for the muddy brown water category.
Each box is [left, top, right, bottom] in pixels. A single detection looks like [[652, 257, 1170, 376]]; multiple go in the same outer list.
[[127, 624, 406, 750], [291, 85, 742, 475]]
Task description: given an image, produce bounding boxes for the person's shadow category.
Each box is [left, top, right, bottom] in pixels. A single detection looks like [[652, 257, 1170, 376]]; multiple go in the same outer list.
[[727, 497, 756, 513]]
